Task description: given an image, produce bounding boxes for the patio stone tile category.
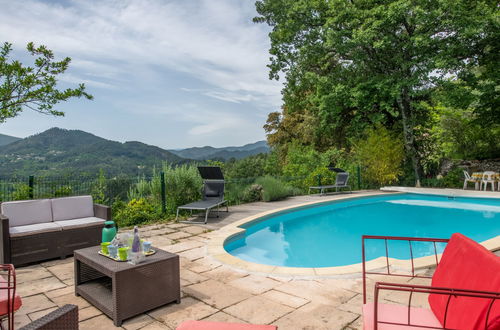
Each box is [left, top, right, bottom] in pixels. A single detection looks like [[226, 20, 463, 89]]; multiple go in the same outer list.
[[17, 276, 66, 297], [163, 241, 204, 254], [45, 285, 75, 299], [181, 226, 207, 235], [180, 268, 208, 285], [202, 311, 246, 323], [228, 274, 280, 295], [140, 321, 172, 329], [122, 313, 155, 330], [183, 280, 251, 309], [336, 293, 363, 315], [148, 297, 217, 329], [79, 314, 118, 330], [261, 289, 309, 308], [266, 275, 292, 283], [51, 293, 91, 309], [63, 278, 75, 286], [185, 257, 221, 273], [165, 232, 192, 241], [179, 247, 206, 261], [317, 278, 363, 294], [14, 313, 31, 328], [28, 307, 58, 321], [79, 306, 103, 321], [148, 236, 173, 248], [18, 294, 56, 315], [16, 265, 52, 283], [273, 302, 359, 330], [166, 223, 190, 229], [275, 279, 357, 305], [347, 314, 363, 330], [40, 257, 73, 267], [223, 295, 293, 325], [201, 265, 247, 283], [47, 261, 74, 281]]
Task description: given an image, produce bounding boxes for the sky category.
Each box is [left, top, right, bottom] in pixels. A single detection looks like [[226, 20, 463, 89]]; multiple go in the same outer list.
[[0, 0, 282, 149]]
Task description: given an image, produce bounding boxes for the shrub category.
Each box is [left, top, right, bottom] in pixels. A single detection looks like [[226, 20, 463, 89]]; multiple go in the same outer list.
[[303, 167, 337, 190], [242, 184, 263, 202], [355, 126, 404, 187], [113, 198, 160, 227], [256, 176, 296, 202]]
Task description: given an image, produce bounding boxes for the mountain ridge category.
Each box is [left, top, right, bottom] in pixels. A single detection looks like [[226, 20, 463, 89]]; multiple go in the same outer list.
[[170, 140, 269, 160], [0, 133, 21, 146]]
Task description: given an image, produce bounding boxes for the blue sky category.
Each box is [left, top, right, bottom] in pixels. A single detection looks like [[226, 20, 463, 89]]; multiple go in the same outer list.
[[0, 0, 282, 148]]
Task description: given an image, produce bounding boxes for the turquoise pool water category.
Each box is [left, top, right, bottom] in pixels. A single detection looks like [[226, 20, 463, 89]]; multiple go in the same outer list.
[[224, 193, 500, 268]]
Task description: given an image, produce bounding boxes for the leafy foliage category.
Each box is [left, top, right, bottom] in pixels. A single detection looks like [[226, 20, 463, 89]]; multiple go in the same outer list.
[[256, 176, 297, 202], [255, 0, 499, 186], [0, 42, 92, 122], [355, 126, 404, 186]]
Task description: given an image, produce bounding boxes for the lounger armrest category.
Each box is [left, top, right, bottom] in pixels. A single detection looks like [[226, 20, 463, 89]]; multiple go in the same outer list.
[[0, 214, 10, 263], [370, 282, 500, 329], [20, 304, 79, 330], [93, 203, 111, 220]]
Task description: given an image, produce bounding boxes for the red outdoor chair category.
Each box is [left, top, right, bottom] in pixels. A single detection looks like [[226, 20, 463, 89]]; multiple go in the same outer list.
[[0, 264, 22, 330], [362, 233, 500, 329]]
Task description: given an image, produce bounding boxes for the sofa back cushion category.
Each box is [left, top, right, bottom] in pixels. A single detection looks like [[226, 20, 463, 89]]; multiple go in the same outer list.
[[429, 233, 500, 329], [51, 195, 94, 221], [1, 199, 53, 227]]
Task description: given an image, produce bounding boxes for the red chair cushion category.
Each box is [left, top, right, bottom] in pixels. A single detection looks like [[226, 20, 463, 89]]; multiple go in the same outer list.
[[362, 302, 442, 330], [429, 233, 500, 329], [176, 320, 277, 330], [0, 281, 22, 316]]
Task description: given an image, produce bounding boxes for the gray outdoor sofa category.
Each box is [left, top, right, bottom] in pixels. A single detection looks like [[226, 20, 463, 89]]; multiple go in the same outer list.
[[0, 195, 111, 266]]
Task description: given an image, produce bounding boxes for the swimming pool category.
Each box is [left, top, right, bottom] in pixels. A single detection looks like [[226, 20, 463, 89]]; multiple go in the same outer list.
[[224, 193, 500, 268]]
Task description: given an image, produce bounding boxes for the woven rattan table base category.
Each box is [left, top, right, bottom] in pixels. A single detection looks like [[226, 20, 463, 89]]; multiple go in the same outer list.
[[74, 246, 180, 326]]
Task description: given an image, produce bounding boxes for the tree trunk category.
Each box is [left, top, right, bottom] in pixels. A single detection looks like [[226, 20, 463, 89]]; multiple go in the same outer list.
[[397, 90, 421, 187]]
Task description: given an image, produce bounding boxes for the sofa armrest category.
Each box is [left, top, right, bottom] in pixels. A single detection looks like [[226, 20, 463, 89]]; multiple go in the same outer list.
[[93, 204, 111, 220], [0, 214, 10, 264], [20, 304, 78, 330]]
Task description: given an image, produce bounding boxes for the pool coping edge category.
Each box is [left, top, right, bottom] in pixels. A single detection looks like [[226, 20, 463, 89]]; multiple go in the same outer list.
[[207, 190, 500, 277]]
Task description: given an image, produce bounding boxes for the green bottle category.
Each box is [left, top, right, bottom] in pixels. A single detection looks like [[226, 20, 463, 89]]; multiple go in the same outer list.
[[102, 221, 117, 243]]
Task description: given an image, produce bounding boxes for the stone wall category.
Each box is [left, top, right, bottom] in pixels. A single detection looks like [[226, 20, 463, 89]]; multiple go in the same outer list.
[[441, 158, 500, 175]]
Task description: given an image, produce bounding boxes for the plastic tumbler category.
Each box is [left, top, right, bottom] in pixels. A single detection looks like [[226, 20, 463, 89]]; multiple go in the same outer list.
[[118, 247, 129, 261], [101, 242, 110, 255]]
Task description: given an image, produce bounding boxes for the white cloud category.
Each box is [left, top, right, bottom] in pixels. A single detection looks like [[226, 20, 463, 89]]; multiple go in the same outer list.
[[0, 0, 280, 147]]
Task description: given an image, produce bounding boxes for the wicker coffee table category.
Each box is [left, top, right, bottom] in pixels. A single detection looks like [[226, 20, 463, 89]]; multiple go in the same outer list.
[[74, 246, 180, 326]]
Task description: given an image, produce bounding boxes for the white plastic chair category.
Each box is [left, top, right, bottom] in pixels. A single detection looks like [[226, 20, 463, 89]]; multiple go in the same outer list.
[[463, 171, 479, 190], [481, 171, 496, 191]]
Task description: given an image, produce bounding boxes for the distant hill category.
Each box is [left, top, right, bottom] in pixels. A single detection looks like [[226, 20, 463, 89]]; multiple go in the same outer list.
[[0, 133, 21, 146], [0, 128, 186, 176], [170, 141, 269, 160]]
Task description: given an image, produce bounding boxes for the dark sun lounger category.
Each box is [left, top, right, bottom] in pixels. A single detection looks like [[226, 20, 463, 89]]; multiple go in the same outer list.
[[309, 172, 351, 195], [176, 166, 228, 224]]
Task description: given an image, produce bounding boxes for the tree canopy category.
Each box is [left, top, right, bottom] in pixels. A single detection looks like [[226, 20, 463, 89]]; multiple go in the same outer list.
[[255, 0, 499, 186], [0, 42, 93, 123]]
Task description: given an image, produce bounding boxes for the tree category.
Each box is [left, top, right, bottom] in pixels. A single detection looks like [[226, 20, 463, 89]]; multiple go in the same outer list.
[[255, 0, 498, 186], [0, 42, 92, 123]]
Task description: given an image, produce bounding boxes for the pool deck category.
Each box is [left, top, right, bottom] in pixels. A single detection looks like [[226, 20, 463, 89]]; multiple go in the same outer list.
[[12, 189, 499, 329]]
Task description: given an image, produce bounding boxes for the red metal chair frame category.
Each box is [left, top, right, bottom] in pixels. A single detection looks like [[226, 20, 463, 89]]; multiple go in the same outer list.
[[362, 235, 500, 330], [0, 264, 16, 330]]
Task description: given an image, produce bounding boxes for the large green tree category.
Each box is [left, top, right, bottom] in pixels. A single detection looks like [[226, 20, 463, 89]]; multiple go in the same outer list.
[[255, 0, 498, 186], [0, 42, 92, 123]]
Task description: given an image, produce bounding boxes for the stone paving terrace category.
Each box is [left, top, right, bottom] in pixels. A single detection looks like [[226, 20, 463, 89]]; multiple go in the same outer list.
[[14, 193, 433, 330]]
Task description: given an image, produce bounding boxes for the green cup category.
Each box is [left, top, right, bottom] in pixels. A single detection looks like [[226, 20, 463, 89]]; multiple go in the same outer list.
[[101, 242, 110, 255], [118, 247, 129, 261]]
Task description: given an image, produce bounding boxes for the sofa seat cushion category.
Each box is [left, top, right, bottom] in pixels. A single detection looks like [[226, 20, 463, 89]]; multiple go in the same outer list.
[[1, 199, 53, 227], [176, 320, 277, 330], [9, 223, 62, 238], [429, 233, 500, 329], [0, 277, 22, 317], [51, 196, 94, 221], [363, 303, 442, 330], [55, 217, 105, 230]]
